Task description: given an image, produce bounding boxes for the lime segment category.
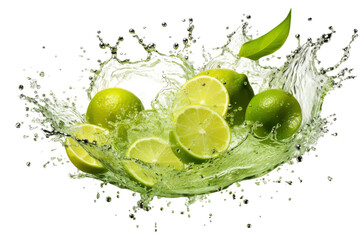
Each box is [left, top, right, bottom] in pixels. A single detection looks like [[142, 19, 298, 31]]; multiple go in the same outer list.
[[65, 123, 109, 174], [171, 105, 231, 163]]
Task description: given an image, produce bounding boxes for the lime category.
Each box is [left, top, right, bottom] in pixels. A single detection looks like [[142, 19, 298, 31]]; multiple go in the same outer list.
[[170, 105, 231, 164], [122, 161, 159, 187], [86, 88, 144, 129], [245, 89, 302, 140], [196, 69, 254, 125], [64, 123, 109, 174], [124, 137, 184, 187], [173, 75, 230, 117]]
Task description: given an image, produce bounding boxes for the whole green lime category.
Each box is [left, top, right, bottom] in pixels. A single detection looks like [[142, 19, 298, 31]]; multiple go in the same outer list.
[[196, 69, 254, 125], [86, 88, 144, 129], [245, 89, 302, 140]]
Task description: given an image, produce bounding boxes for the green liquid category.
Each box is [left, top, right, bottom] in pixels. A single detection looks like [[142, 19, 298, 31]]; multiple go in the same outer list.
[[20, 20, 358, 202]]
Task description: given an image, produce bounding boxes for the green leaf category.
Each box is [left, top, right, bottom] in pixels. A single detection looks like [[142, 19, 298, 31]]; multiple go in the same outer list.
[[238, 9, 292, 61]]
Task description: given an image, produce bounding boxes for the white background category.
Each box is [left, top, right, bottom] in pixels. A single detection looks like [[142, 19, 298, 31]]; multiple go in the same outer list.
[[1, 0, 359, 239]]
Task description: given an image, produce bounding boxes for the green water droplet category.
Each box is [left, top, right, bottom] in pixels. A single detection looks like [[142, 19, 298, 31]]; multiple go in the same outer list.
[[39, 72, 45, 77]]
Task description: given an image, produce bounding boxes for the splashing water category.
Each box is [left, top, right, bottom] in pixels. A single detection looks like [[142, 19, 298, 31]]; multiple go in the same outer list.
[[19, 18, 358, 203]]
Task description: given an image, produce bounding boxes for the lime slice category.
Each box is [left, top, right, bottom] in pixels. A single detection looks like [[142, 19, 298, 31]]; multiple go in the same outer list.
[[122, 161, 159, 187], [170, 105, 231, 163], [65, 123, 109, 174], [174, 76, 230, 117], [124, 137, 184, 187]]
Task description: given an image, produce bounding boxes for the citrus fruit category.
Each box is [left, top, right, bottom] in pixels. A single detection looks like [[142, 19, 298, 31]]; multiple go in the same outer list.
[[173, 75, 230, 117], [170, 105, 231, 164], [121, 161, 159, 187], [195, 69, 254, 125], [64, 123, 109, 174], [124, 137, 184, 187], [245, 89, 302, 140], [86, 88, 144, 129]]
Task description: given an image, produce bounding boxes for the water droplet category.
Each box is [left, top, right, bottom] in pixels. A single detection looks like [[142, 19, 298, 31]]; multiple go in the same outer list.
[[15, 122, 21, 128], [246, 15, 251, 19], [129, 28, 135, 34], [97, 30, 101, 34], [18, 85, 24, 90], [162, 22, 167, 27], [176, 149, 180, 153], [295, 144, 301, 150], [146, 43, 156, 50], [308, 17, 312, 21], [183, 38, 188, 45], [328, 176, 333, 181], [173, 43, 179, 50], [297, 156, 303, 162], [39, 72, 45, 77], [111, 47, 117, 54], [106, 196, 112, 202], [187, 25, 194, 32], [26, 162, 31, 167], [243, 199, 249, 204], [247, 223, 252, 228], [354, 29, 358, 34], [295, 34, 300, 39], [99, 42, 106, 49]]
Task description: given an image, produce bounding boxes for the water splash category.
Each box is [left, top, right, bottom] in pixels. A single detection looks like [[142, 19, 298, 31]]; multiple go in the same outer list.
[[19, 18, 358, 202]]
